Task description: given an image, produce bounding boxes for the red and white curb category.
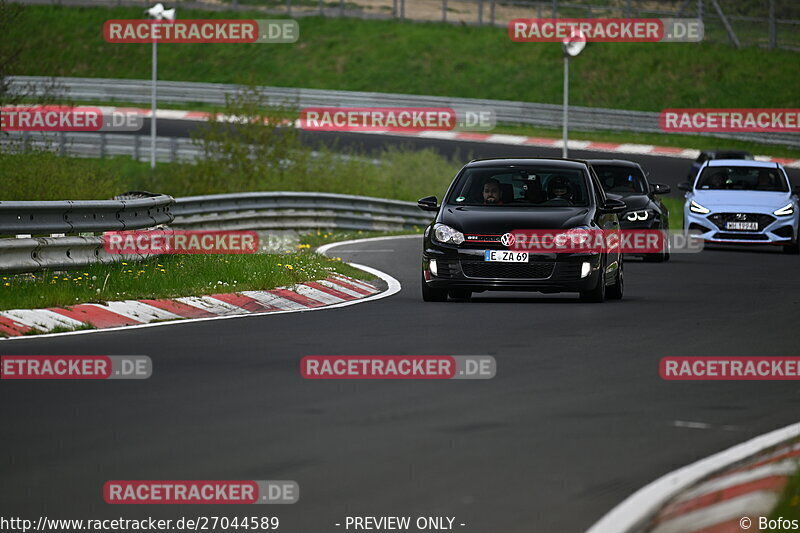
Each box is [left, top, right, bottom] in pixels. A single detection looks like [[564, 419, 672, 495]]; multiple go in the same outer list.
[[102, 106, 800, 168], [587, 422, 800, 533], [0, 274, 381, 338]]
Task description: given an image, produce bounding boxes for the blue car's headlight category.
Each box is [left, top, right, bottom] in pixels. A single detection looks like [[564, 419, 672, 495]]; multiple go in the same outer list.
[[773, 203, 794, 216], [624, 209, 652, 222], [433, 223, 465, 245], [689, 200, 710, 214]]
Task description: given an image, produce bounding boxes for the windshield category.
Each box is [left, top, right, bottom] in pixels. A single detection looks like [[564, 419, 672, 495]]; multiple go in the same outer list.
[[594, 165, 648, 194], [696, 166, 788, 192], [447, 166, 590, 207]]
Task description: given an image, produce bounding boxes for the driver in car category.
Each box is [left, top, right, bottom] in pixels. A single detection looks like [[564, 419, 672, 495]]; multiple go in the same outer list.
[[547, 176, 573, 202], [482, 179, 504, 205]]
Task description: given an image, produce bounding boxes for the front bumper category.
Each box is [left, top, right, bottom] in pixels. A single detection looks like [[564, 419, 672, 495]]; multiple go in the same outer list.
[[684, 209, 797, 245], [422, 242, 603, 293]]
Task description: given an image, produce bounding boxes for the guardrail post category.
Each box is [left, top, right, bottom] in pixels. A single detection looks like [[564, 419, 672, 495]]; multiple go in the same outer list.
[[318, 0, 323, 15], [59, 132, 66, 156], [442, 0, 447, 22], [171, 137, 178, 163], [551, 0, 557, 17], [22, 131, 30, 151], [477, 0, 483, 25], [400, 0, 405, 19], [768, 0, 777, 49], [287, 0, 292, 17], [100, 133, 106, 158], [489, 0, 495, 25], [134, 134, 140, 161]]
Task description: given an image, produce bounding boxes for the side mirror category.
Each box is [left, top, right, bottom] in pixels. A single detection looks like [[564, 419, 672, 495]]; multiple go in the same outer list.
[[601, 198, 626, 214], [650, 183, 671, 195], [417, 195, 439, 212], [677, 182, 692, 192]]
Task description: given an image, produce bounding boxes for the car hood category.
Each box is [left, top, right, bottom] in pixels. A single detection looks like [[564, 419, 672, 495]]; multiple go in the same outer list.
[[439, 206, 592, 233], [607, 193, 649, 211], [692, 190, 793, 210]]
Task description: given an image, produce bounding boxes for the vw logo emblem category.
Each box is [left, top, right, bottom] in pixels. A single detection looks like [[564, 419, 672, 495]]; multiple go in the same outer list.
[[500, 233, 515, 246]]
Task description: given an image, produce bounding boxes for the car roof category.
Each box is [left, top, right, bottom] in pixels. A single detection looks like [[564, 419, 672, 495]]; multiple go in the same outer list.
[[466, 158, 589, 169], [586, 159, 640, 168], [706, 159, 780, 169]]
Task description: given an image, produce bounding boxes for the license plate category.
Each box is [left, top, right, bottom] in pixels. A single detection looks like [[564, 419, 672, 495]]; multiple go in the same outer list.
[[484, 250, 529, 262], [725, 221, 758, 231]]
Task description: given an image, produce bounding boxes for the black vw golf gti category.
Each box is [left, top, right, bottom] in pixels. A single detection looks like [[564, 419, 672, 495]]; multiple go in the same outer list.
[[419, 158, 626, 303]]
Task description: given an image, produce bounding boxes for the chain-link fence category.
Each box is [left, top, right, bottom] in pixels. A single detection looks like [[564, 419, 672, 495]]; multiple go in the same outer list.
[[19, 0, 800, 50]]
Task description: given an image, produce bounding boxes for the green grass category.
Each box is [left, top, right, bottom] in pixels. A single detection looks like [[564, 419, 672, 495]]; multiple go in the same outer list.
[[8, 5, 800, 112], [0, 252, 371, 313], [0, 147, 462, 202], [300, 228, 424, 248], [662, 196, 684, 231]]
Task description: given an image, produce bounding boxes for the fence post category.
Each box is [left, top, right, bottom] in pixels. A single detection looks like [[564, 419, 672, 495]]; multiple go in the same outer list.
[[477, 0, 483, 25], [768, 0, 777, 49], [318, 0, 323, 15], [59, 131, 66, 156], [710, 0, 741, 48], [551, 0, 556, 18], [400, 0, 405, 19], [287, 0, 292, 17], [134, 133, 140, 161], [490, 0, 495, 25], [171, 137, 178, 163], [442, 0, 447, 22], [100, 133, 106, 158]]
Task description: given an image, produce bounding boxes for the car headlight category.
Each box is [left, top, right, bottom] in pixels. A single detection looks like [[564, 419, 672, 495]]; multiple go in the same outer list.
[[433, 223, 465, 245], [624, 209, 652, 222], [689, 200, 710, 214], [773, 203, 794, 216]]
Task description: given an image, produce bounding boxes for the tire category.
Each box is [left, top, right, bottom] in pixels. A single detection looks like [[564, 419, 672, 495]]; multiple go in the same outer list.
[[783, 240, 800, 255], [579, 261, 606, 303], [607, 260, 624, 301], [645, 228, 669, 262], [421, 272, 448, 302], [448, 289, 472, 301]]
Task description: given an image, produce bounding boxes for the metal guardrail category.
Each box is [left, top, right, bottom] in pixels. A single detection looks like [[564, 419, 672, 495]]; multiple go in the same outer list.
[[0, 192, 174, 236], [9, 76, 800, 148], [172, 191, 431, 232], [0, 192, 429, 272]]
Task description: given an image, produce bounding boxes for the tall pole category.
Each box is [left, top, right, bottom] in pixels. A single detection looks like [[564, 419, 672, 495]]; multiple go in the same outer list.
[[562, 54, 568, 158], [151, 36, 157, 169]]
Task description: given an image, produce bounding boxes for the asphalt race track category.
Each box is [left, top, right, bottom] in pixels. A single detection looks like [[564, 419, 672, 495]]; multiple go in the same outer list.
[[2, 233, 800, 531], [151, 118, 800, 190]]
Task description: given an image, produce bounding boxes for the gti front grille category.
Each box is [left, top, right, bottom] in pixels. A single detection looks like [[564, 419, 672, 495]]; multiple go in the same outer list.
[[461, 261, 554, 279]]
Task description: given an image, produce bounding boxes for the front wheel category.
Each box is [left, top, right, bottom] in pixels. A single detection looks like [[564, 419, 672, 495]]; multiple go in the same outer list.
[[607, 260, 624, 300], [421, 272, 448, 302], [579, 262, 606, 303], [783, 240, 800, 255]]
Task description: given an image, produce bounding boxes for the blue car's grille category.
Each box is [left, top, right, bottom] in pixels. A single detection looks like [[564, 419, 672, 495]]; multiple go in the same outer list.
[[707, 213, 775, 231]]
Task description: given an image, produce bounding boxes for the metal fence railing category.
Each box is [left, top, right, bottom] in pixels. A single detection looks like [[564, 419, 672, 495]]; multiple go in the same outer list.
[[8, 77, 800, 148], [11, 0, 800, 51], [0, 191, 430, 273]]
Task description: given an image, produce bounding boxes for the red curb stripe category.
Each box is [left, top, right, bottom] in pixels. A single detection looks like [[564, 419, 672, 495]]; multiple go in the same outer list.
[[304, 281, 358, 301], [0, 316, 31, 337], [523, 137, 559, 145], [650, 146, 687, 154], [268, 288, 326, 307], [49, 305, 140, 328], [325, 277, 372, 295], [140, 299, 217, 319], [715, 448, 800, 478], [656, 475, 789, 522], [585, 142, 622, 150], [334, 276, 378, 293], [210, 293, 281, 313], [456, 133, 492, 141]]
